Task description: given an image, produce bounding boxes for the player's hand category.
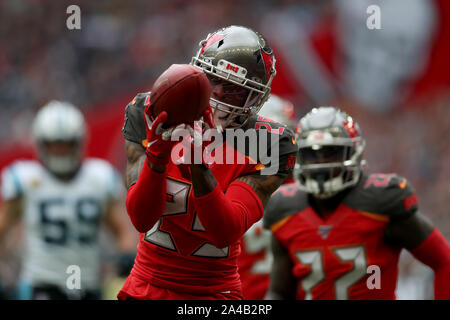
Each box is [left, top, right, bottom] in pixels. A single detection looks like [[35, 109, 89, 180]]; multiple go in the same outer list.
[[184, 114, 214, 166], [144, 110, 182, 167], [188, 105, 216, 165], [145, 105, 215, 167]]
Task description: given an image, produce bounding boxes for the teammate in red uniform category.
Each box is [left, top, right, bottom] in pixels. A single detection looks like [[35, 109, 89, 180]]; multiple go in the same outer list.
[[117, 26, 298, 300], [264, 106, 450, 300], [238, 94, 297, 300]]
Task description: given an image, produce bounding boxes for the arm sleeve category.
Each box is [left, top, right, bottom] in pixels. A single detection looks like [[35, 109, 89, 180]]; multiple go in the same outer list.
[[192, 180, 264, 249], [410, 227, 450, 300], [125, 160, 167, 233]]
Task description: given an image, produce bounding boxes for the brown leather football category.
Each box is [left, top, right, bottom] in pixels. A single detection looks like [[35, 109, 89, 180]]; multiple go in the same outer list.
[[150, 64, 211, 127]]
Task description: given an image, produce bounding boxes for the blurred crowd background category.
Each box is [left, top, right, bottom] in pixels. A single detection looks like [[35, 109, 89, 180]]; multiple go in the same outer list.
[[0, 0, 449, 299]]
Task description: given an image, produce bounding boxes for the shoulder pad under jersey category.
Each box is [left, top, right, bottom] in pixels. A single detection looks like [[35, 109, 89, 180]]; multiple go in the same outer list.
[[1, 160, 42, 200], [263, 183, 308, 230], [344, 173, 418, 222], [242, 114, 298, 178]]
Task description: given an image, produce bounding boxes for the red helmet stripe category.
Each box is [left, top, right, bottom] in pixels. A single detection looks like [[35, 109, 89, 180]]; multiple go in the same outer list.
[[199, 33, 225, 56], [342, 121, 360, 138], [261, 50, 274, 82]]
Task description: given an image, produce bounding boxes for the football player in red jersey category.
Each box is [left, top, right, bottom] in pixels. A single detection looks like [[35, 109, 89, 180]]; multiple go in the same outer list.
[[264, 106, 450, 300], [238, 94, 297, 300], [117, 26, 298, 300]]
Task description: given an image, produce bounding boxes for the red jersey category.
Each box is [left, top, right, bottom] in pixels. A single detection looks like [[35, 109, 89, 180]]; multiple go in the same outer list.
[[238, 219, 272, 299], [132, 157, 258, 294], [121, 92, 298, 295], [263, 173, 419, 300], [238, 179, 295, 300]]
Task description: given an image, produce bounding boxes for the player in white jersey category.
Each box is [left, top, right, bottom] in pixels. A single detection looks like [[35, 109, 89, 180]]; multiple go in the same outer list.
[[0, 101, 136, 300]]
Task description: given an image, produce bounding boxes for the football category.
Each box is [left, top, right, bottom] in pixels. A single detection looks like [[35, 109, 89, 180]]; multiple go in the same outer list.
[[149, 64, 211, 127]]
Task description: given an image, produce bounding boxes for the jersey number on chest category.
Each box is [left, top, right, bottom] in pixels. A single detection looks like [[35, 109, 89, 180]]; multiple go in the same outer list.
[[144, 178, 229, 258], [38, 198, 101, 246], [295, 245, 368, 300]]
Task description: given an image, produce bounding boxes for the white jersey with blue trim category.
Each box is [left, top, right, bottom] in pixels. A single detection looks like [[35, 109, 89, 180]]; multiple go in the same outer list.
[[1, 158, 124, 292]]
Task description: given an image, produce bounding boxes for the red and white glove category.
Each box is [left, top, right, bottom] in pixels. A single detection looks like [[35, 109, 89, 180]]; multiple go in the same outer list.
[[144, 109, 182, 167], [183, 106, 216, 165]]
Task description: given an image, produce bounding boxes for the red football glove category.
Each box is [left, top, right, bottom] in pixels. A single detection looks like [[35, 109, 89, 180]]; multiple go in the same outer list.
[[144, 110, 180, 166], [183, 105, 216, 165]]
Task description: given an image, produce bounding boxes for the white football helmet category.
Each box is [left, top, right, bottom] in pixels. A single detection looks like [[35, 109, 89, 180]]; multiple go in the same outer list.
[[32, 101, 86, 177]]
